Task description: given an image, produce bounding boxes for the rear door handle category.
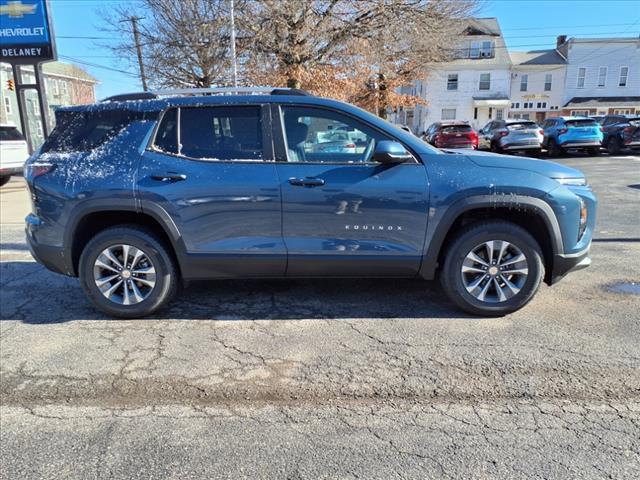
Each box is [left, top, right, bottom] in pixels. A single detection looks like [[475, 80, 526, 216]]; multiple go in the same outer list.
[[150, 173, 187, 183], [288, 177, 325, 187]]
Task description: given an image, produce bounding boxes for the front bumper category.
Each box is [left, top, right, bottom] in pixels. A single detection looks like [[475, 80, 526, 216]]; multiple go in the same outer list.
[[549, 245, 591, 285]]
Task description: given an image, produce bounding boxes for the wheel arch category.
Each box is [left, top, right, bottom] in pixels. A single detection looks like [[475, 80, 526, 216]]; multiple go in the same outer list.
[[65, 201, 184, 277], [419, 195, 563, 285]]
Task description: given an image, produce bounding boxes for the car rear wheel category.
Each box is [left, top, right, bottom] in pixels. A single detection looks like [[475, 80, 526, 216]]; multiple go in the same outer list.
[[606, 137, 622, 155], [440, 221, 544, 316], [547, 139, 563, 157], [79, 226, 178, 318], [0, 176, 10, 187], [490, 141, 502, 153], [587, 147, 600, 156]]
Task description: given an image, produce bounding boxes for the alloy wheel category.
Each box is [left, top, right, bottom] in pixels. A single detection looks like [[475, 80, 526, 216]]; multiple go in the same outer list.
[[461, 240, 529, 303], [93, 244, 157, 305]]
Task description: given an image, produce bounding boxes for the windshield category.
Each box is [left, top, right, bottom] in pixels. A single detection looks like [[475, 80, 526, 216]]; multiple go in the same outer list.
[[566, 119, 598, 127], [441, 125, 472, 133], [507, 122, 538, 130], [0, 126, 25, 141]]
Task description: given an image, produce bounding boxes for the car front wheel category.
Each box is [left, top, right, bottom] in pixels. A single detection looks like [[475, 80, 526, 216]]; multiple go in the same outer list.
[[606, 137, 622, 155], [79, 226, 178, 318], [0, 176, 10, 187], [440, 222, 544, 316]]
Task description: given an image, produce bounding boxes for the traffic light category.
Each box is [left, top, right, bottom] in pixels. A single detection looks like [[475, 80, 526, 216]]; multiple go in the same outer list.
[[6, 79, 14, 91]]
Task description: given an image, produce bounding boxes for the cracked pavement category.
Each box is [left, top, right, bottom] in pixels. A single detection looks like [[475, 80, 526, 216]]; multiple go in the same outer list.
[[1, 155, 639, 479]]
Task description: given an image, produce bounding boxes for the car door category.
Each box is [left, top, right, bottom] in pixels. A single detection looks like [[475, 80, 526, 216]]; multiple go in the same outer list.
[[478, 121, 494, 149], [137, 104, 286, 278], [272, 104, 430, 277]]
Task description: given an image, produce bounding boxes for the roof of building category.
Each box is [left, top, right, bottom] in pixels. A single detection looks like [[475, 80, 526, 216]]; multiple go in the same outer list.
[[564, 96, 640, 108], [442, 18, 511, 68], [509, 49, 566, 66], [568, 37, 640, 44], [42, 62, 98, 84], [464, 17, 501, 36]]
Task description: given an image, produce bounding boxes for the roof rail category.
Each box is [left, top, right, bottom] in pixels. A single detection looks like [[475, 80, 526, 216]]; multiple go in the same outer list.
[[101, 86, 311, 102]]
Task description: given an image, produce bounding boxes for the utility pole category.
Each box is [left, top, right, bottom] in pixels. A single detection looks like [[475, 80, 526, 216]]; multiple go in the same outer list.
[[123, 16, 148, 91], [229, 0, 238, 87]]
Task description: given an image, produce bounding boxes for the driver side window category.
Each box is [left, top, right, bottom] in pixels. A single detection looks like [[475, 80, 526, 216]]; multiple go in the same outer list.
[[280, 106, 390, 163]]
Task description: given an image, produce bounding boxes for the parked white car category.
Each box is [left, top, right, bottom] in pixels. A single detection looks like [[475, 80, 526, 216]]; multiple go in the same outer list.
[[0, 124, 29, 186]]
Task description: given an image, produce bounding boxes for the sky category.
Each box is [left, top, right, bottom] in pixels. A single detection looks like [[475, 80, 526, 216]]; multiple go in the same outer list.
[[44, 0, 640, 99]]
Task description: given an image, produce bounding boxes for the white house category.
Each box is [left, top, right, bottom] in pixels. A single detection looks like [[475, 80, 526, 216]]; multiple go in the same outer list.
[[508, 47, 566, 122], [397, 18, 513, 133], [559, 37, 640, 116]]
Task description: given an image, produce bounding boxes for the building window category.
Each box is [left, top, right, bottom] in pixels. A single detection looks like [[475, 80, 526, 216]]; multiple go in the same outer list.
[[536, 102, 542, 109], [542, 102, 547, 108], [520, 74, 528, 92], [514, 102, 520, 109], [52, 80, 59, 95], [521, 113, 530, 120], [441, 108, 456, 120], [544, 74, 552, 91], [480, 41, 494, 58], [613, 109, 632, 115], [571, 110, 590, 116], [3, 96, 11, 115], [479, 73, 490, 90], [470, 42, 480, 58], [60, 81, 68, 96], [598, 67, 607, 87], [496, 108, 504, 120], [619, 66, 629, 87], [447, 74, 458, 91], [577, 67, 586, 88]]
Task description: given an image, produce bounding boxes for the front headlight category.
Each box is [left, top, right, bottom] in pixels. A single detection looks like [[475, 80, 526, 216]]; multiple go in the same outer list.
[[555, 177, 587, 186]]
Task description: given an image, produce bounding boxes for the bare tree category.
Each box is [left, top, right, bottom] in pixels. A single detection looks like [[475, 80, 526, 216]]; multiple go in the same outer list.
[[101, 0, 237, 88], [239, 0, 478, 114]]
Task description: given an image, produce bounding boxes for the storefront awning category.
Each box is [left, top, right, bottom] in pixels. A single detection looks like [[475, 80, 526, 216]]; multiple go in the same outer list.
[[473, 98, 510, 107]]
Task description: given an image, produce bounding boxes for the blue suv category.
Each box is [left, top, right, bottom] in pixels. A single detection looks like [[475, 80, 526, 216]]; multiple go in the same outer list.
[[24, 88, 596, 318], [541, 116, 603, 157]]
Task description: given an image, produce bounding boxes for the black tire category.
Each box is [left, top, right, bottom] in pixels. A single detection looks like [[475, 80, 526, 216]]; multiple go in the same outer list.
[[79, 226, 179, 318], [606, 136, 622, 155], [587, 147, 600, 156], [490, 141, 502, 154], [440, 221, 544, 316], [547, 139, 563, 158], [0, 176, 10, 187]]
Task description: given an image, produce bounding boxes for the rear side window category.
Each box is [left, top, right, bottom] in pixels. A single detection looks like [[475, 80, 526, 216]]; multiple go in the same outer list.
[[566, 119, 598, 127], [153, 108, 178, 154], [441, 125, 472, 133], [0, 126, 25, 141], [178, 106, 263, 160], [42, 109, 147, 153]]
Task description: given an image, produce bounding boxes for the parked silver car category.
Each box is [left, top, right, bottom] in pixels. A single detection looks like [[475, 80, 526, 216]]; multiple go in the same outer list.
[[478, 119, 544, 154]]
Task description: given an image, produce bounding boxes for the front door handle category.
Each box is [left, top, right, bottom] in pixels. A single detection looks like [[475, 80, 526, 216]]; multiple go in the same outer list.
[[150, 173, 187, 183], [288, 177, 325, 187]]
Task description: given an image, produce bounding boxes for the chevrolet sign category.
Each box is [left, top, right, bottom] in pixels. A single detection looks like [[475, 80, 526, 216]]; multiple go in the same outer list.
[[0, 0, 56, 63]]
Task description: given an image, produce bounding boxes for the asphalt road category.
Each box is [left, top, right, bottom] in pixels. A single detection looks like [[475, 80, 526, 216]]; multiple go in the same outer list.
[[1, 154, 639, 479]]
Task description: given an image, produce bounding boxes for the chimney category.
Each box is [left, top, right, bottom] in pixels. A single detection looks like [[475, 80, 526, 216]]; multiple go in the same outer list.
[[556, 35, 567, 48]]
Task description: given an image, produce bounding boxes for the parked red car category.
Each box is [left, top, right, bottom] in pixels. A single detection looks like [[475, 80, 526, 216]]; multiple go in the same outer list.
[[423, 121, 478, 149]]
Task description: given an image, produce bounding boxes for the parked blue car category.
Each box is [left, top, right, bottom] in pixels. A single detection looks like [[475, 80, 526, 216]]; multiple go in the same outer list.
[[541, 116, 603, 157], [24, 88, 596, 318]]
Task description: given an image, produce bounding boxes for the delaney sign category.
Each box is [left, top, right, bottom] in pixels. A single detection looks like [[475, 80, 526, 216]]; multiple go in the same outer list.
[[0, 0, 56, 63]]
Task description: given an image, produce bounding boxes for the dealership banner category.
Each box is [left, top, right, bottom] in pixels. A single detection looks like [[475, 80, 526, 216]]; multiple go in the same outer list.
[[0, 0, 56, 63]]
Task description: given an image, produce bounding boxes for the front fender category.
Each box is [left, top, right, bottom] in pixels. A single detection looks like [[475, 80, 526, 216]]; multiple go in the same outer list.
[[418, 194, 563, 280]]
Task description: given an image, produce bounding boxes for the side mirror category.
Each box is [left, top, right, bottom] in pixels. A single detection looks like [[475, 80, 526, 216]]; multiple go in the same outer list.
[[371, 141, 413, 164]]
